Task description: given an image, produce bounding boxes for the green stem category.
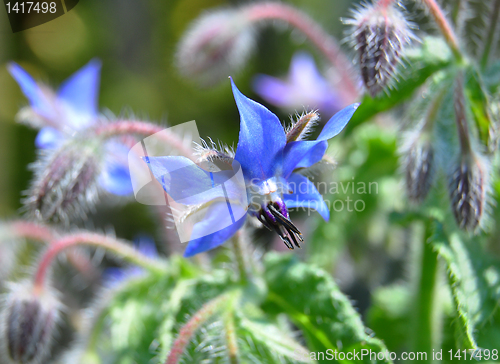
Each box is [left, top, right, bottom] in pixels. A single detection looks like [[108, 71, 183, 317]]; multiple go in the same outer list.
[[413, 222, 440, 362], [480, 0, 500, 70], [231, 231, 250, 284], [223, 312, 240, 364]]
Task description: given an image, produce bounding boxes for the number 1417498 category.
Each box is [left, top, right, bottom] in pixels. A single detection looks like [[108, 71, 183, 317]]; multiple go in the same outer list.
[[6, 2, 57, 13]]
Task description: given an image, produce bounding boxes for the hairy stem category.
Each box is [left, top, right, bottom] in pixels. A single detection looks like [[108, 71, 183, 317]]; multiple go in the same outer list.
[[95, 121, 196, 161], [34, 232, 165, 291], [454, 73, 472, 155], [231, 231, 250, 284], [412, 222, 441, 361], [224, 312, 239, 364], [244, 2, 359, 103], [480, 0, 500, 69], [165, 292, 237, 364], [11, 220, 54, 242], [420, 0, 463, 60]]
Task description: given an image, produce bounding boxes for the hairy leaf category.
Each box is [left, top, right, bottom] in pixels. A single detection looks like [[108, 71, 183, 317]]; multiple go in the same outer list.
[[429, 221, 500, 350], [263, 253, 391, 364]]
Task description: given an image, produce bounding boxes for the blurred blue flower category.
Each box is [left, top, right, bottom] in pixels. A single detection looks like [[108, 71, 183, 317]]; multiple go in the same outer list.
[[146, 79, 358, 257], [103, 235, 158, 287], [253, 52, 343, 117], [8, 60, 133, 196]]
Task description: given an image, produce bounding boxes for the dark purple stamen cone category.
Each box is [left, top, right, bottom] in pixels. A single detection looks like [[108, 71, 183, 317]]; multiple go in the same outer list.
[[1, 282, 61, 364], [448, 155, 487, 232], [348, 2, 413, 97], [404, 140, 434, 203]]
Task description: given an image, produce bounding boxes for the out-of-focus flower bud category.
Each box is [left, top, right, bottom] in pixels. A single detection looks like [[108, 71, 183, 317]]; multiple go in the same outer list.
[[401, 130, 435, 203], [347, 1, 414, 97], [176, 9, 255, 86], [24, 138, 103, 222], [0, 281, 61, 364], [448, 153, 490, 232]]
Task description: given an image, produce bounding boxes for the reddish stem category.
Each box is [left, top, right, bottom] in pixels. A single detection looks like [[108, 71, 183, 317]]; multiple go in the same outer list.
[[34, 232, 163, 292], [421, 0, 462, 60], [11, 220, 54, 242], [244, 2, 359, 103], [165, 293, 234, 364], [95, 121, 196, 161]]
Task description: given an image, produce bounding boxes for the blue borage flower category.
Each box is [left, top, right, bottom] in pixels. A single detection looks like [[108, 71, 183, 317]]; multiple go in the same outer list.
[[146, 79, 358, 257], [253, 52, 344, 117], [8, 60, 133, 196]]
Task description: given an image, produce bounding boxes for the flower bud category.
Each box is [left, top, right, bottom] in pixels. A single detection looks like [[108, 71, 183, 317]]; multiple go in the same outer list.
[[347, 1, 414, 97], [24, 138, 103, 222], [0, 281, 61, 364], [401, 131, 435, 203], [286, 111, 320, 143], [448, 153, 489, 232], [176, 9, 255, 86]]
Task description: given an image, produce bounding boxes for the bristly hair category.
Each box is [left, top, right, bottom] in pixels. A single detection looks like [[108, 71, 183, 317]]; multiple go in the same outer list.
[[22, 140, 103, 224], [344, 0, 417, 97], [285, 110, 320, 143], [194, 138, 235, 169]]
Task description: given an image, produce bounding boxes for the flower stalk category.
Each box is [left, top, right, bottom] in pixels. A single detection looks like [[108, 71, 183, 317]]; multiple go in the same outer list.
[[412, 221, 441, 361], [420, 0, 463, 60], [480, 0, 500, 69], [95, 120, 196, 161], [165, 292, 238, 364], [33, 233, 165, 291], [231, 231, 251, 284], [244, 2, 359, 102], [223, 312, 239, 364]]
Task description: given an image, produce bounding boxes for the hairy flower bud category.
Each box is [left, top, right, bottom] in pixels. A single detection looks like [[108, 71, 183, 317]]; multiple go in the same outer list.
[[286, 111, 320, 143], [448, 153, 489, 232], [400, 130, 435, 203], [24, 138, 103, 222], [176, 9, 255, 86], [0, 281, 61, 364], [347, 1, 414, 97]]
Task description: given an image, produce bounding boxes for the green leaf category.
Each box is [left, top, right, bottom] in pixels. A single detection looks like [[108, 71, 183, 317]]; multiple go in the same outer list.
[[346, 36, 454, 132], [428, 221, 500, 350], [366, 285, 412, 352], [262, 253, 391, 364], [465, 65, 494, 150]]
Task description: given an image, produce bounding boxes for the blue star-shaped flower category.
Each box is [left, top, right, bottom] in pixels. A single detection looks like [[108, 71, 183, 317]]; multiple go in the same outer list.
[[8, 60, 133, 196], [146, 79, 358, 257], [252, 52, 344, 117]]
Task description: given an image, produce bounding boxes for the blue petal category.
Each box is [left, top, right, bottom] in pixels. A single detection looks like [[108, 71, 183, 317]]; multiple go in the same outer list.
[[99, 163, 134, 195], [8, 63, 55, 119], [284, 173, 329, 221], [145, 156, 244, 205], [252, 75, 294, 108], [317, 103, 360, 140], [183, 202, 247, 257], [231, 79, 286, 182], [282, 140, 327, 179], [57, 59, 101, 118], [281, 104, 359, 177], [35, 127, 64, 149]]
